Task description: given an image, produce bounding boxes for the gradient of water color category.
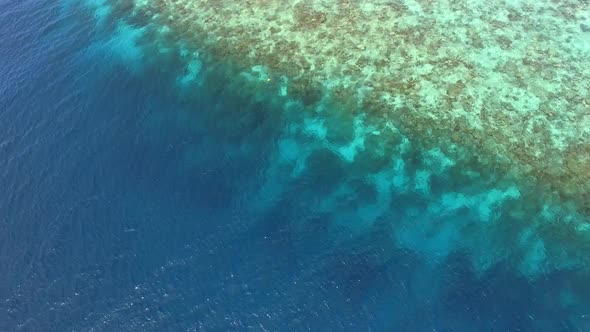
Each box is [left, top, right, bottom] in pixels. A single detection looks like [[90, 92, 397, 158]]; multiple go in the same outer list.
[[1, 1, 589, 331]]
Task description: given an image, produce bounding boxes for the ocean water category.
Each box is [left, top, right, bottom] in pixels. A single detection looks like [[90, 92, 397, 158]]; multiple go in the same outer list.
[[1, 1, 589, 331]]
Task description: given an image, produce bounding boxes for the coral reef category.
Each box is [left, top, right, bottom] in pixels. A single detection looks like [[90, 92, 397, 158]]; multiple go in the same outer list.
[[126, 0, 590, 207], [96, 0, 590, 274]]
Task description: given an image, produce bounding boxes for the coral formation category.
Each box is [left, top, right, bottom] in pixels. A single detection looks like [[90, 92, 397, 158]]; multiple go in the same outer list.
[[95, 0, 590, 274], [124, 0, 589, 206]]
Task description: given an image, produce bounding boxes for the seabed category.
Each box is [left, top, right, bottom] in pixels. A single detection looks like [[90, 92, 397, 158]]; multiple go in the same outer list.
[[88, 0, 589, 281]]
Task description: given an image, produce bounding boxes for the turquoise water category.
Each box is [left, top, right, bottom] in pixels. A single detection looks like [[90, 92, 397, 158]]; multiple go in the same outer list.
[[1, 0, 590, 330]]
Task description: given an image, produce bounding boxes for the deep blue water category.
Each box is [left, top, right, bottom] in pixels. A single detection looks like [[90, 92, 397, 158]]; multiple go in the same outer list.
[[1, 1, 589, 331]]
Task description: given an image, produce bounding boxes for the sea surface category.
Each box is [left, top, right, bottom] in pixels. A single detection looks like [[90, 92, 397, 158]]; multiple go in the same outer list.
[[0, 1, 588, 331]]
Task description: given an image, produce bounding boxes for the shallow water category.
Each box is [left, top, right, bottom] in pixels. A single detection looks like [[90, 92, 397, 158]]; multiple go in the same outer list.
[[1, 1, 589, 331]]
